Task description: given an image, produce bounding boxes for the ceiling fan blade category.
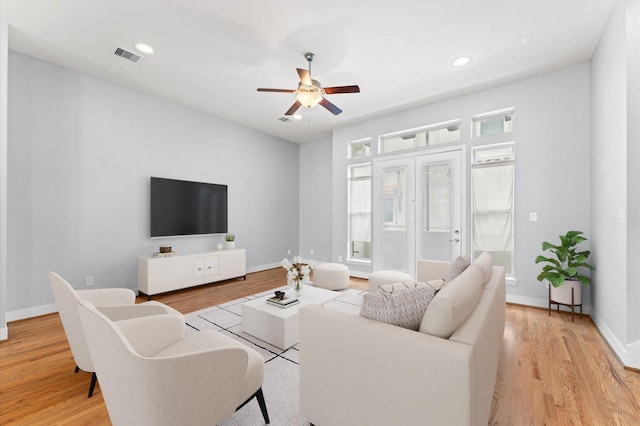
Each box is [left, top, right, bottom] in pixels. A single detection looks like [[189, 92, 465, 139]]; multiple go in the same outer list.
[[285, 100, 302, 116], [319, 97, 342, 115], [297, 68, 312, 86], [257, 88, 295, 93], [324, 85, 360, 94]]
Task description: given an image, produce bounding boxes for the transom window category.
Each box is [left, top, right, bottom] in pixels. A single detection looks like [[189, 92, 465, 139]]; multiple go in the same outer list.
[[380, 120, 460, 154], [349, 138, 372, 159], [473, 109, 514, 137]]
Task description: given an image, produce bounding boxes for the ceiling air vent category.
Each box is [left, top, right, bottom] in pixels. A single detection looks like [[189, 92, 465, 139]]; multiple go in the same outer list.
[[113, 47, 143, 63], [278, 117, 291, 122]]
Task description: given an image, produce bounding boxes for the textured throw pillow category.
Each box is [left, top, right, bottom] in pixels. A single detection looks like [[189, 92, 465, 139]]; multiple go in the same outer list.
[[360, 286, 436, 331], [425, 279, 445, 292], [443, 255, 470, 283], [378, 281, 429, 294]]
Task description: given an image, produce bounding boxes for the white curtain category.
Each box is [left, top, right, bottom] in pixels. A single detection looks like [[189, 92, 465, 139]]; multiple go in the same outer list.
[[472, 163, 514, 251], [349, 178, 371, 242]]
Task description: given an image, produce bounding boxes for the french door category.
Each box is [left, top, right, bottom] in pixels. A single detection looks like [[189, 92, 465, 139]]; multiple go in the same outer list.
[[373, 148, 464, 278]]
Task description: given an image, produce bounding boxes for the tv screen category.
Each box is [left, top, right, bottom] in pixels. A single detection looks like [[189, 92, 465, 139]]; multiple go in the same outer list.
[[150, 177, 228, 238]]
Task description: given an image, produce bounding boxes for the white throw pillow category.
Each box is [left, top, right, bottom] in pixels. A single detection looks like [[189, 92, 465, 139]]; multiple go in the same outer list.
[[360, 286, 436, 331]]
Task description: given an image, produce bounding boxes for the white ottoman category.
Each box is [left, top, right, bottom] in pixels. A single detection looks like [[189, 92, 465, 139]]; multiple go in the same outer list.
[[368, 270, 413, 293], [313, 263, 350, 291]]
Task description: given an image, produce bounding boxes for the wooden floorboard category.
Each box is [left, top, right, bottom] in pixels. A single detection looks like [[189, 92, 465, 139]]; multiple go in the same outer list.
[[1, 268, 638, 425]]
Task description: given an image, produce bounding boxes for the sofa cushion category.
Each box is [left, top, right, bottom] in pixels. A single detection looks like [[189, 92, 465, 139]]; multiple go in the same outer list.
[[419, 264, 484, 338], [360, 286, 436, 331], [473, 252, 493, 285], [443, 255, 470, 283]]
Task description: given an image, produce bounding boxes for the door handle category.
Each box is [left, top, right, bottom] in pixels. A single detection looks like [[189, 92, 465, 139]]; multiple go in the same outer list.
[[449, 238, 460, 242]]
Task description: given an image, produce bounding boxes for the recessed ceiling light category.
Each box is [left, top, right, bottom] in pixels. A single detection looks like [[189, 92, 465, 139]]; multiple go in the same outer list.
[[134, 43, 154, 54], [451, 56, 471, 67]]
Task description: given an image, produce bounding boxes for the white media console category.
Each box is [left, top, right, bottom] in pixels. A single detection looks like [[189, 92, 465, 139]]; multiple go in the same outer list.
[[138, 248, 246, 297]]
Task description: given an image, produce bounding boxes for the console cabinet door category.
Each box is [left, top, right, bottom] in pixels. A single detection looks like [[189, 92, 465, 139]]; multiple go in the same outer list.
[[145, 256, 195, 294], [202, 255, 220, 282], [219, 249, 246, 279]]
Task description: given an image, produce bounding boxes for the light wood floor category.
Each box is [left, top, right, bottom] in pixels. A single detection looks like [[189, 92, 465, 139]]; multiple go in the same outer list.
[[1, 268, 638, 425]]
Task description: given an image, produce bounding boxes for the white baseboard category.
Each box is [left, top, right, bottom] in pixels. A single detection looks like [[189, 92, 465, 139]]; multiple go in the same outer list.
[[506, 294, 547, 309], [349, 270, 369, 279], [591, 311, 640, 369], [627, 340, 640, 369], [506, 294, 591, 315], [6, 303, 58, 323], [247, 262, 280, 274], [0, 326, 7, 341]]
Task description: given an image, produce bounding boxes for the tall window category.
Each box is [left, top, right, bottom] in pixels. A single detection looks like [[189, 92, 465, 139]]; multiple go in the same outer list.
[[348, 163, 372, 261], [471, 143, 515, 274]]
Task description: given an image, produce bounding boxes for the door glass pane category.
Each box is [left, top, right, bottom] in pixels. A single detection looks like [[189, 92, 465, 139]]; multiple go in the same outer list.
[[382, 167, 407, 269], [420, 162, 453, 261]]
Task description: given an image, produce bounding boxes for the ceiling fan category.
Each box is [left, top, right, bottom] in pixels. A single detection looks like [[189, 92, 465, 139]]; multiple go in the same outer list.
[[257, 52, 360, 116]]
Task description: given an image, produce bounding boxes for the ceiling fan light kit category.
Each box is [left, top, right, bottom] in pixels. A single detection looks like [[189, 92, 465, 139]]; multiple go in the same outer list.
[[257, 52, 360, 116]]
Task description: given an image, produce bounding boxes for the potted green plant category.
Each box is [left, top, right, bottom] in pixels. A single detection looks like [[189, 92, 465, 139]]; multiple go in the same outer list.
[[224, 233, 236, 250], [535, 230, 594, 306]]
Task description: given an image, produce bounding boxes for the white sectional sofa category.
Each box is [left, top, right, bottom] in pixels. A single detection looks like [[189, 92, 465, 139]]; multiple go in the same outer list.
[[299, 254, 506, 426]]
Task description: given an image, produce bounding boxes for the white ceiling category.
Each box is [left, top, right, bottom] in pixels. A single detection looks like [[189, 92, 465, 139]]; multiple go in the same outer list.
[[1, 0, 614, 143]]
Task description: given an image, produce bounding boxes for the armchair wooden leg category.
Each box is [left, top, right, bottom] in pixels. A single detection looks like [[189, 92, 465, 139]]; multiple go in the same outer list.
[[236, 387, 270, 424], [74, 365, 80, 373], [88, 372, 97, 398]]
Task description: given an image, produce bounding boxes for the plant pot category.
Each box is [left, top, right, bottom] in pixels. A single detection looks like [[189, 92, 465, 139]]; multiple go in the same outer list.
[[224, 241, 236, 250], [549, 280, 582, 305]]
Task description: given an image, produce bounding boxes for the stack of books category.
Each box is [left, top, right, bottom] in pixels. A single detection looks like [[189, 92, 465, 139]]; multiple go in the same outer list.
[[267, 296, 300, 309], [152, 251, 177, 257]]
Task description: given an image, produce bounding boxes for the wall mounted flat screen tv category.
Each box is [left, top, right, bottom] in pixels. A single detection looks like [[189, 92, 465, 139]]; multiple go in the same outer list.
[[150, 177, 228, 238]]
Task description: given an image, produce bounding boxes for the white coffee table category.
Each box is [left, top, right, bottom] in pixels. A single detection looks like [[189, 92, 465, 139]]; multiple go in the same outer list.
[[241, 285, 340, 350]]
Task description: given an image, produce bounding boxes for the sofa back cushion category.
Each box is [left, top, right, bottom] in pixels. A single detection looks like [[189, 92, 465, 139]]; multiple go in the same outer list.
[[418, 264, 484, 338], [473, 252, 493, 285]]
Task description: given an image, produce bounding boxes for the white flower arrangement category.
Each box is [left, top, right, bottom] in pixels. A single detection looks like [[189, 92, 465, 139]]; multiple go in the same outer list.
[[281, 256, 316, 290]]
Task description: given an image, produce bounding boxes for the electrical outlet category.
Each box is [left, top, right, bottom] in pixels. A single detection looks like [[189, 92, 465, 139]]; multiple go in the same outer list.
[[529, 212, 538, 222], [287, 249, 291, 255], [618, 207, 626, 223], [310, 249, 314, 255], [85, 276, 94, 286], [338, 256, 343, 262]]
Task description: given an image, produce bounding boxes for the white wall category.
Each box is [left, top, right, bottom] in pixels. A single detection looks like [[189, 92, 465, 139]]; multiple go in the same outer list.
[[590, 0, 639, 368], [326, 64, 592, 308], [299, 137, 332, 262], [0, 22, 8, 340], [626, 0, 640, 347], [6, 52, 299, 319]]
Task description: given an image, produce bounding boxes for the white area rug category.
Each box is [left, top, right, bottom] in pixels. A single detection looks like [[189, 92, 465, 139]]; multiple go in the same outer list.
[[184, 286, 365, 425]]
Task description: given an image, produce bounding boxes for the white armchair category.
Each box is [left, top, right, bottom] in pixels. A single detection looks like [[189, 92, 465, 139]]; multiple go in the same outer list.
[[49, 272, 182, 397], [77, 299, 269, 426]]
